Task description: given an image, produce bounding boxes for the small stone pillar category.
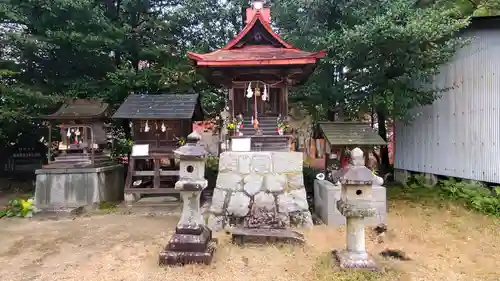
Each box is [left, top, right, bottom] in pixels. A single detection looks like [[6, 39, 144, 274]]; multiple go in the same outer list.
[[159, 132, 217, 266], [333, 147, 377, 270]]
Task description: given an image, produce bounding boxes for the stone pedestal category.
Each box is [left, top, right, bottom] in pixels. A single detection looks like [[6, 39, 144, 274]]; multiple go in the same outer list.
[[159, 224, 217, 265]]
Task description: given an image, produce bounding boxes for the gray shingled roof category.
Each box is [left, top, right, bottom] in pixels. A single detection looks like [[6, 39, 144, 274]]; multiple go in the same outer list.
[[319, 122, 386, 146], [112, 93, 200, 120], [44, 99, 109, 120]]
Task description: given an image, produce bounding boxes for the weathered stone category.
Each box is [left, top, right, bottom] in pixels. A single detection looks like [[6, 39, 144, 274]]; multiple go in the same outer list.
[[238, 154, 251, 174], [244, 207, 287, 229], [250, 154, 272, 173], [209, 188, 227, 214], [272, 152, 302, 173], [287, 173, 304, 190], [289, 211, 313, 227], [226, 192, 250, 217], [264, 174, 286, 193], [243, 174, 264, 196], [219, 152, 238, 172], [253, 192, 276, 211], [278, 189, 308, 213], [217, 172, 242, 191], [207, 214, 225, 232]]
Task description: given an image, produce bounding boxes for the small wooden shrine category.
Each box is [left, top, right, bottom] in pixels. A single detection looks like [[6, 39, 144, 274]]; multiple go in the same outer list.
[[112, 93, 204, 196], [188, 0, 324, 149], [318, 122, 386, 180], [42, 99, 113, 168]]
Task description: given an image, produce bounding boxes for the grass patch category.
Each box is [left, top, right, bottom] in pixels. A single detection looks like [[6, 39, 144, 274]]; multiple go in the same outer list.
[[97, 201, 118, 213], [387, 175, 500, 217]]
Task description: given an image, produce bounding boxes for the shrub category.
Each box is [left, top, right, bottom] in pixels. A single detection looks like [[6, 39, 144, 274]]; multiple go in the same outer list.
[[205, 156, 219, 190], [0, 197, 36, 218], [404, 175, 500, 216]]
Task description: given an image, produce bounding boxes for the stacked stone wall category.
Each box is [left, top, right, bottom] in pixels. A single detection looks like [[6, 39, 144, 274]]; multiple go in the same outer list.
[[207, 152, 313, 231]]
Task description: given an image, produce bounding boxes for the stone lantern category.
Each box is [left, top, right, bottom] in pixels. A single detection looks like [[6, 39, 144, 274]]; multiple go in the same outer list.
[[159, 131, 217, 266], [333, 147, 377, 270]]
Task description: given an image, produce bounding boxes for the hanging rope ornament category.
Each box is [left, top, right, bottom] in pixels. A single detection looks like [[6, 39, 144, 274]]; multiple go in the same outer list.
[[262, 84, 268, 101], [144, 121, 150, 132], [161, 122, 167, 132], [246, 83, 253, 98], [66, 128, 71, 137]]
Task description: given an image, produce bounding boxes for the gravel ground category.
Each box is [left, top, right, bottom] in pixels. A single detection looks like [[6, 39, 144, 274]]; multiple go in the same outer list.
[[0, 200, 498, 281]]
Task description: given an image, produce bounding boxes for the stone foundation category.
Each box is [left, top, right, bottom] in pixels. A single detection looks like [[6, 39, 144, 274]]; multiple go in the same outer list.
[[207, 152, 313, 231], [35, 164, 124, 210]]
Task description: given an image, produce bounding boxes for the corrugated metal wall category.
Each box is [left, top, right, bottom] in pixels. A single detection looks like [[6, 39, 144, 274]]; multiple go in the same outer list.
[[395, 28, 500, 183]]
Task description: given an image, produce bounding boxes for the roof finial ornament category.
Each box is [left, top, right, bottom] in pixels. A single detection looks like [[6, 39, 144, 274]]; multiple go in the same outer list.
[[251, 0, 264, 10]]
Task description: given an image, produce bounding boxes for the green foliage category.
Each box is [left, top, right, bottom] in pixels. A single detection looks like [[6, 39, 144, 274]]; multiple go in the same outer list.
[[273, 0, 469, 122], [205, 156, 219, 190], [303, 165, 322, 193], [0, 198, 36, 218], [402, 175, 500, 216]]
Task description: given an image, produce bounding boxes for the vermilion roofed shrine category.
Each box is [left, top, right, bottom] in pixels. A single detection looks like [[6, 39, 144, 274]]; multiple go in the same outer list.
[[188, 1, 324, 143]]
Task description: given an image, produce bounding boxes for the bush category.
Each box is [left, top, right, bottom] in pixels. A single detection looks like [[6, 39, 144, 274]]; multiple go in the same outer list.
[[205, 156, 219, 190], [303, 165, 322, 194], [404, 175, 500, 217]]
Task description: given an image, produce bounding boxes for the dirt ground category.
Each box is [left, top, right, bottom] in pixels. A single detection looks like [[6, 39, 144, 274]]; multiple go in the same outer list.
[[0, 199, 499, 281]]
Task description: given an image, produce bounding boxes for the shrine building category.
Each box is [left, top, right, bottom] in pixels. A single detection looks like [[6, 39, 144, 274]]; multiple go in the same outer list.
[[188, 0, 325, 143]]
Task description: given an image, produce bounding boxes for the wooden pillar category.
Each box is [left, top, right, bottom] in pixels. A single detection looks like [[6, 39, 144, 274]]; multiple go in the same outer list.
[[153, 158, 160, 189], [228, 88, 234, 119], [282, 85, 289, 117], [48, 124, 52, 164]]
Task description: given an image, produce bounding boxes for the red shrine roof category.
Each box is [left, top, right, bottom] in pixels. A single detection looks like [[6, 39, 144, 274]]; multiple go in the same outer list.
[[187, 9, 325, 67]]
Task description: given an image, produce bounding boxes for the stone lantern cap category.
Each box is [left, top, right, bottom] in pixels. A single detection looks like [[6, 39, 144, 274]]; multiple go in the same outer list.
[[174, 131, 207, 159], [338, 148, 373, 185]]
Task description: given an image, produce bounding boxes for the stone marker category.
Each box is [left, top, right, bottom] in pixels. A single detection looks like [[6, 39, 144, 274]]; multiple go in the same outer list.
[[333, 147, 377, 270], [159, 132, 217, 266]]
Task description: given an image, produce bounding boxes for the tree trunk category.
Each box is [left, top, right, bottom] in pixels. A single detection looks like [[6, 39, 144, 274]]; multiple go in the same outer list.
[[376, 106, 390, 173]]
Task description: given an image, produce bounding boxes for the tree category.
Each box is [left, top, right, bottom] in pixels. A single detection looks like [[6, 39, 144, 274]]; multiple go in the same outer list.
[[273, 0, 469, 171]]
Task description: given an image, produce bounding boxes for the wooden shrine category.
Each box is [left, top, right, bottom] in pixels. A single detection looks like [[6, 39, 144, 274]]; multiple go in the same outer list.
[[42, 99, 113, 168], [112, 93, 204, 196], [318, 122, 386, 181], [188, 1, 324, 150]]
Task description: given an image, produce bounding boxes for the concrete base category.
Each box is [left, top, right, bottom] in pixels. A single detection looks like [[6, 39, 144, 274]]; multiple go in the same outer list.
[[35, 164, 124, 211], [333, 250, 377, 270], [314, 180, 386, 226]]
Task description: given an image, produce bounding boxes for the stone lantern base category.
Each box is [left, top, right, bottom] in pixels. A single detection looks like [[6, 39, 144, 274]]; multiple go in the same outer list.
[[333, 250, 377, 270], [159, 224, 217, 266]]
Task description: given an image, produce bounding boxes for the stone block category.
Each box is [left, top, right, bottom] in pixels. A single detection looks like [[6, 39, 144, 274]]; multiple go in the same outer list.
[[253, 192, 276, 211], [209, 188, 227, 214], [216, 172, 242, 191], [287, 173, 304, 191], [219, 152, 239, 172], [226, 191, 250, 217], [272, 152, 302, 173], [264, 174, 286, 193], [243, 174, 264, 196], [250, 153, 272, 173], [278, 189, 308, 213], [313, 180, 387, 227], [238, 154, 251, 174]]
